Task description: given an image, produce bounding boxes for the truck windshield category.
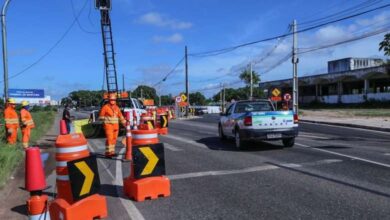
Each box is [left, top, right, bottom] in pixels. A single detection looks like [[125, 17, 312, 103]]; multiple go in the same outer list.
[[234, 101, 273, 113]]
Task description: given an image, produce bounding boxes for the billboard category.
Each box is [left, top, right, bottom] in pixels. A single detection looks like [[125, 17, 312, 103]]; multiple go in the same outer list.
[[8, 89, 44, 98]]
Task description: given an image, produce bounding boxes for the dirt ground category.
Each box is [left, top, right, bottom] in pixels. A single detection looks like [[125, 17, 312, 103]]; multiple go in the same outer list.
[[0, 113, 60, 220]]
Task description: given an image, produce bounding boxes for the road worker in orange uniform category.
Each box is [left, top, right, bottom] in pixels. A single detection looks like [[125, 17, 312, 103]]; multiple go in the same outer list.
[[4, 98, 19, 144], [99, 94, 126, 157], [20, 101, 35, 149]]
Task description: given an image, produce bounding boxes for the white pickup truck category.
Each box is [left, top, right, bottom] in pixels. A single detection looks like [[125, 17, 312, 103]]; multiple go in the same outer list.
[[218, 100, 298, 149]]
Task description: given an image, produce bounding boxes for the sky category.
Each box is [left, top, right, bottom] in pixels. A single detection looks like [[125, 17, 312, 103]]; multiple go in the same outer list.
[[1, 0, 389, 100]]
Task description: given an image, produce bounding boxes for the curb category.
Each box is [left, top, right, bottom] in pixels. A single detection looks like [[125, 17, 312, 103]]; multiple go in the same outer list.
[[300, 119, 390, 132]]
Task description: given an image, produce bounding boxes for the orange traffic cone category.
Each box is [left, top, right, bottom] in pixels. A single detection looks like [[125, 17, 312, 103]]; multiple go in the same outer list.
[[25, 147, 50, 219]]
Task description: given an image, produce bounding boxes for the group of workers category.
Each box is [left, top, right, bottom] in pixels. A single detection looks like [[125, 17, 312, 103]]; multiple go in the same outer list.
[[3, 98, 35, 148]]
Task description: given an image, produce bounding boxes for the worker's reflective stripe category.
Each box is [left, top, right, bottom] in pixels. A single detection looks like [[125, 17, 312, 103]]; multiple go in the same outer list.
[[23, 120, 34, 125], [56, 175, 69, 181], [56, 161, 68, 167], [29, 212, 50, 220], [133, 133, 158, 139], [5, 118, 19, 124], [56, 145, 88, 153]]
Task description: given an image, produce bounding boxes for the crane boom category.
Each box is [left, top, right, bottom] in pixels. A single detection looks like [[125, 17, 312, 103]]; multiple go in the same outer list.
[[96, 0, 118, 93]]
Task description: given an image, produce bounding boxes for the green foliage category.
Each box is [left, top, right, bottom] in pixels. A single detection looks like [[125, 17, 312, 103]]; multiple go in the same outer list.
[[132, 85, 158, 103], [239, 69, 260, 85], [212, 87, 265, 102], [379, 33, 390, 56], [0, 111, 55, 187], [160, 94, 174, 106], [189, 92, 207, 105], [68, 90, 104, 107]]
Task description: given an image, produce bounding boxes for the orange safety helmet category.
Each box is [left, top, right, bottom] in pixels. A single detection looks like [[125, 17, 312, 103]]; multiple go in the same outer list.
[[109, 93, 117, 100]]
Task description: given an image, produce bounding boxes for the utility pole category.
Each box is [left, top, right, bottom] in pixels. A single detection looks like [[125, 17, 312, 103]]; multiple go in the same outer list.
[[141, 88, 143, 99], [1, 0, 12, 100], [292, 20, 299, 114], [222, 83, 226, 112], [122, 74, 125, 92], [185, 46, 189, 117], [249, 62, 253, 100], [220, 84, 223, 112]]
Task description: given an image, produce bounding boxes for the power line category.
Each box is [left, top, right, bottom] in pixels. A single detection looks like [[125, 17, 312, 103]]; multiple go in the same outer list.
[[189, 3, 390, 58], [152, 56, 185, 87], [0, 0, 91, 83], [299, 25, 390, 54], [70, 0, 100, 34]]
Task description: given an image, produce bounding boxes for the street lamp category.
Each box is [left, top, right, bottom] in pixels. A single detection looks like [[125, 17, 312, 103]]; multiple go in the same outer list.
[[1, 0, 12, 100]]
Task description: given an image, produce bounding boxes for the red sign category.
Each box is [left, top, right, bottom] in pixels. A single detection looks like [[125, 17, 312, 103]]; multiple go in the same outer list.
[[271, 96, 282, 101], [283, 93, 292, 101]]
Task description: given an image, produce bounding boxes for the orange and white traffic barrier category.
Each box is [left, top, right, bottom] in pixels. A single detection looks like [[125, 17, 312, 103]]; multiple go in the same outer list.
[[140, 112, 155, 130], [25, 147, 50, 220], [55, 133, 90, 204], [50, 133, 107, 220], [124, 125, 170, 202], [132, 129, 159, 146]]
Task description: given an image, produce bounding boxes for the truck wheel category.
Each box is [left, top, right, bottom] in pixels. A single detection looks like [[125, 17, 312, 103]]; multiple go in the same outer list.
[[218, 124, 226, 140], [235, 130, 246, 150], [282, 138, 295, 148]]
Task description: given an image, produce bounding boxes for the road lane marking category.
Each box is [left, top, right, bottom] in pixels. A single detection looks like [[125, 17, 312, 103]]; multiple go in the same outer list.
[[296, 143, 390, 168], [88, 140, 145, 220], [384, 153, 390, 156], [163, 134, 208, 149], [300, 121, 390, 135], [164, 143, 182, 151], [168, 159, 343, 180], [171, 120, 216, 130], [298, 134, 329, 140], [168, 165, 279, 180]]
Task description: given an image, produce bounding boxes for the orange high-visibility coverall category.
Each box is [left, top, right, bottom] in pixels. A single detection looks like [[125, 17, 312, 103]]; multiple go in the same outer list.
[[99, 104, 126, 155], [20, 108, 35, 148], [4, 105, 19, 144]]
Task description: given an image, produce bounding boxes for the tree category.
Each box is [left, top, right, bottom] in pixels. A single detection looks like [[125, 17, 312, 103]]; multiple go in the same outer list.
[[189, 92, 206, 105], [132, 85, 158, 103], [239, 69, 260, 86], [160, 94, 175, 106], [379, 33, 390, 56]]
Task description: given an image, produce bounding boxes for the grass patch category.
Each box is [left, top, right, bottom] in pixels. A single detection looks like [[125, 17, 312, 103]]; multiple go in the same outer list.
[[0, 110, 56, 187]]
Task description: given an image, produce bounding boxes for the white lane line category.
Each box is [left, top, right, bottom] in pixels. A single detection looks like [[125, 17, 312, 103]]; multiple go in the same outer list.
[[164, 143, 183, 151], [296, 143, 390, 168], [168, 165, 279, 180], [384, 153, 390, 156], [171, 120, 216, 130], [300, 121, 390, 135], [163, 134, 208, 149], [88, 140, 145, 220], [298, 134, 329, 140], [168, 159, 343, 180]]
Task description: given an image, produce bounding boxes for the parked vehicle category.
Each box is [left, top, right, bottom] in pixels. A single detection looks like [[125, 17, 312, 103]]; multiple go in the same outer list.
[[218, 100, 298, 149]]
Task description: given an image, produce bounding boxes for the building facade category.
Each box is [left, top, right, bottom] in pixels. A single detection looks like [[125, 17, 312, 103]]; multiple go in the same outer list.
[[259, 59, 390, 104]]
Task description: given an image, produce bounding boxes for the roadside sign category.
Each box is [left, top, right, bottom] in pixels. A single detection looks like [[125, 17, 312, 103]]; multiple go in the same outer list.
[[175, 96, 182, 103], [133, 143, 166, 179], [270, 87, 282, 102], [283, 93, 292, 101], [271, 88, 281, 97], [67, 156, 100, 201], [181, 94, 187, 102], [178, 101, 188, 107]]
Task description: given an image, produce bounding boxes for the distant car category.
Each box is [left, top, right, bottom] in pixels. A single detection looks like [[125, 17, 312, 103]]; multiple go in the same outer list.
[[218, 100, 298, 149], [195, 107, 208, 115]]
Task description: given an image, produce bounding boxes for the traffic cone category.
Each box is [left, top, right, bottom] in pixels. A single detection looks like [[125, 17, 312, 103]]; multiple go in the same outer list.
[[25, 147, 50, 219], [25, 147, 46, 192], [60, 120, 68, 135]]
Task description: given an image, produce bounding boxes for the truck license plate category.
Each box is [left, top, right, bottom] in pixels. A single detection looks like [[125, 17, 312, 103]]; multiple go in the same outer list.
[[267, 133, 282, 139]]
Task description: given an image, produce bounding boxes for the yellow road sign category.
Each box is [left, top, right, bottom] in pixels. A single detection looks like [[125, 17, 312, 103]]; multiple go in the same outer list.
[[139, 147, 159, 175], [68, 156, 100, 201], [74, 161, 94, 196], [181, 94, 187, 102], [272, 88, 281, 97], [133, 143, 166, 179]]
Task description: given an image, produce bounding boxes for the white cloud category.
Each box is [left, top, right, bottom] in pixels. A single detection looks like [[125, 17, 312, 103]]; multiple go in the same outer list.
[[137, 12, 193, 29], [153, 33, 183, 44]]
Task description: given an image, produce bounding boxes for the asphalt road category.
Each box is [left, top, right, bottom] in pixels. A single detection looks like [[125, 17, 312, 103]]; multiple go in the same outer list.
[[86, 114, 390, 220]]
